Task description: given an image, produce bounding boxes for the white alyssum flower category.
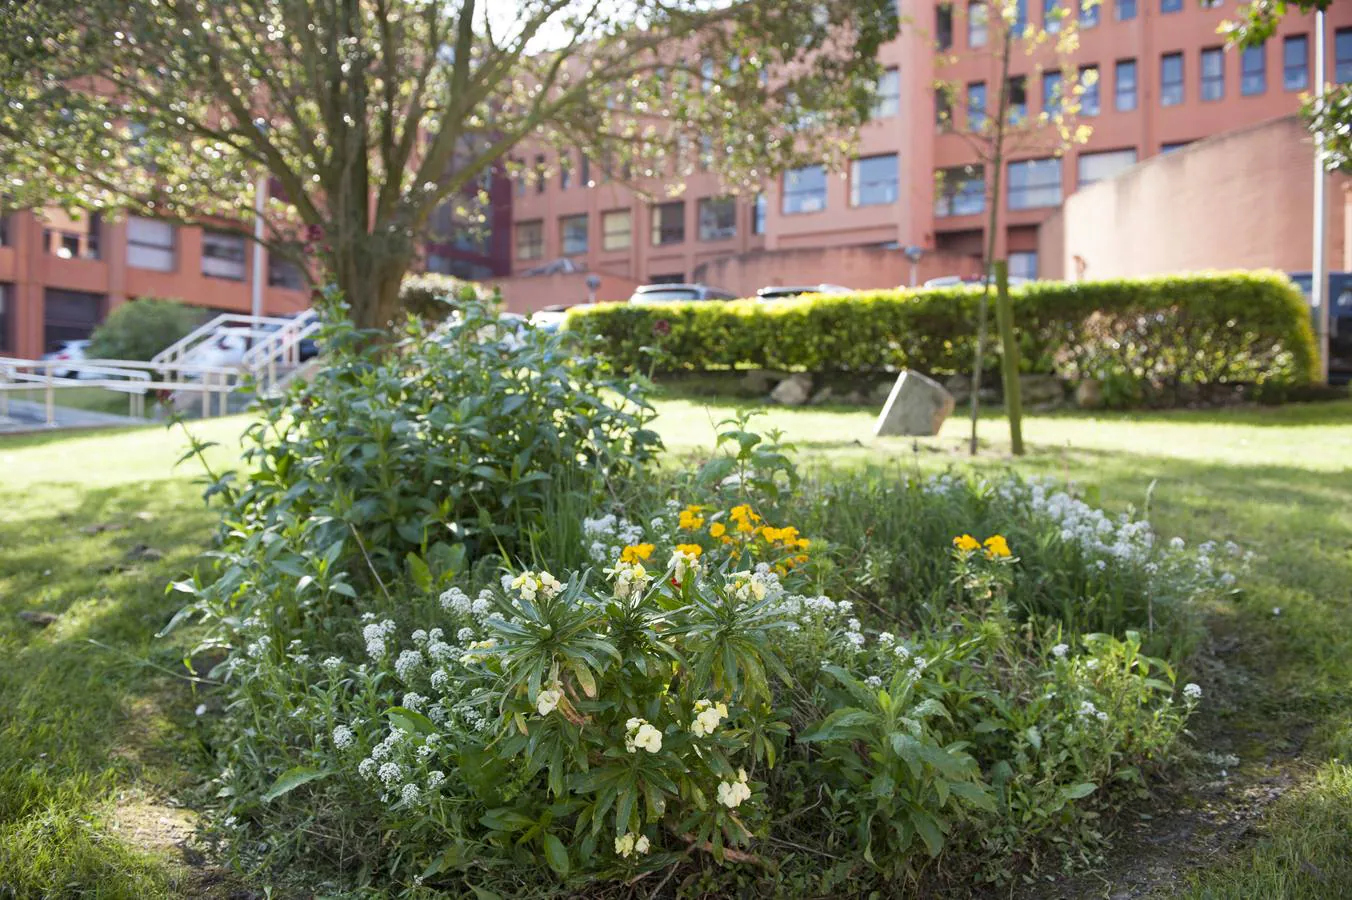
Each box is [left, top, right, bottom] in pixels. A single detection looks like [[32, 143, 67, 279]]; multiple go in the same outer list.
[[536, 683, 564, 716], [1051, 643, 1069, 659], [624, 717, 663, 754], [689, 699, 728, 738], [1183, 683, 1203, 701], [440, 587, 472, 614], [402, 692, 427, 712], [358, 758, 378, 780], [332, 725, 354, 750], [394, 649, 424, 680], [1079, 700, 1109, 722], [378, 761, 403, 786], [716, 768, 752, 809], [362, 619, 396, 660], [427, 770, 446, 790], [321, 656, 344, 674], [400, 782, 421, 804], [865, 675, 883, 688], [876, 631, 896, 647], [456, 627, 475, 642]]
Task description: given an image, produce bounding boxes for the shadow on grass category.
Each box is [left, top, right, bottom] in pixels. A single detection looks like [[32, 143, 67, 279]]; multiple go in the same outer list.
[[0, 480, 218, 897]]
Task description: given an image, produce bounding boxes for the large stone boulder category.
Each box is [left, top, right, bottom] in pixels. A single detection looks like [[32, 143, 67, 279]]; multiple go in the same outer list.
[[874, 371, 955, 437], [769, 373, 813, 406]]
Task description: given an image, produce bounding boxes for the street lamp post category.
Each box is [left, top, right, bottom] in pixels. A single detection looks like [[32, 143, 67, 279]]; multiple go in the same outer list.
[[1313, 9, 1330, 384]]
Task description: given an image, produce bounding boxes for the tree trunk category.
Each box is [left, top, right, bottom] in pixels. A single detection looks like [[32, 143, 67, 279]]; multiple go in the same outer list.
[[992, 259, 1024, 455]]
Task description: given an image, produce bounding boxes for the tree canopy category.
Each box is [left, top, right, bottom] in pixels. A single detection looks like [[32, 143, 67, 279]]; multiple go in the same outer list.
[[0, 0, 896, 328]]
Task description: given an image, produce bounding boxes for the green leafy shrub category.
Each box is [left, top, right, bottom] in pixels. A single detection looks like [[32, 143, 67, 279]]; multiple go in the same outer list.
[[87, 297, 204, 360], [565, 271, 1318, 406], [182, 412, 1240, 895]]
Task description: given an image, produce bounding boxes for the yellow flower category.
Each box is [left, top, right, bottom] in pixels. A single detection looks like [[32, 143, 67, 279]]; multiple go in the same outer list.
[[983, 535, 1012, 559], [675, 543, 703, 558], [953, 534, 981, 552], [620, 543, 654, 564], [678, 506, 705, 530], [709, 521, 727, 538]]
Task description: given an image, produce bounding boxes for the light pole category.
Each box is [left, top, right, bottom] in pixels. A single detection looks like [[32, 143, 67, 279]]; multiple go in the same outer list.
[[1312, 9, 1330, 384], [251, 172, 266, 320]]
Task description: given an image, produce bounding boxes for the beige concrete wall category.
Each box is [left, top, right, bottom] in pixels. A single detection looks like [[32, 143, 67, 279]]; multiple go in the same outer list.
[[692, 245, 982, 296], [1048, 115, 1346, 280]]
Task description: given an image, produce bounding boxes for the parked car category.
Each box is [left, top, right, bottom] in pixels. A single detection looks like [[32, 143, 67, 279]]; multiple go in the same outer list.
[[1289, 271, 1352, 382], [755, 284, 853, 301], [628, 283, 739, 303], [39, 339, 93, 378], [530, 302, 585, 332], [181, 328, 250, 371], [922, 274, 1032, 289]]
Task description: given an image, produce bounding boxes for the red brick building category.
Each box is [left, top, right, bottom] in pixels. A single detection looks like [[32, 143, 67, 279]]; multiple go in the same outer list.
[[497, 0, 1352, 309]]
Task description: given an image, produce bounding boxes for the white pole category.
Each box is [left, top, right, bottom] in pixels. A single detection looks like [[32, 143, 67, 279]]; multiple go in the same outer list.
[[1313, 10, 1330, 384], [251, 172, 267, 320]]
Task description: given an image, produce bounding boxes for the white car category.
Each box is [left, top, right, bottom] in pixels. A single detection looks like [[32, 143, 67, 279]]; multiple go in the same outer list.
[[181, 329, 250, 370], [40, 339, 94, 379], [922, 274, 1032, 289]]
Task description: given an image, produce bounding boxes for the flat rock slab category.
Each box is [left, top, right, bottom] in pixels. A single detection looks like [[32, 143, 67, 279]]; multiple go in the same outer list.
[[874, 370, 955, 437]]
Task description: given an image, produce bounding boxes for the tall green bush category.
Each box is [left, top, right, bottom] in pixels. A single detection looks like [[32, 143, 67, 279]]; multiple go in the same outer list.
[[565, 271, 1319, 404], [87, 297, 205, 360]]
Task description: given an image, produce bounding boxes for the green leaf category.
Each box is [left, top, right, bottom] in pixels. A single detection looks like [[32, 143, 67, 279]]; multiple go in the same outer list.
[[798, 707, 876, 743], [910, 809, 946, 856], [387, 706, 437, 735], [469, 886, 505, 900], [406, 552, 433, 592], [1062, 782, 1098, 801], [261, 766, 330, 802], [949, 781, 997, 812], [543, 833, 570, 876]]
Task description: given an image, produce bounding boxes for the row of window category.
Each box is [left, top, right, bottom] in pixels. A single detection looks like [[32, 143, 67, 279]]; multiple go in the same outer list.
[[938, 0, 1231, 53], [946, 30, 1345, 133], [515, 196, 768, 260], [935, 148, 1139, 218]]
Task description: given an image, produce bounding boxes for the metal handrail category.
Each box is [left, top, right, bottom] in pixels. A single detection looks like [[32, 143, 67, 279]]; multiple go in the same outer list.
[[150, 312, 299, 366]]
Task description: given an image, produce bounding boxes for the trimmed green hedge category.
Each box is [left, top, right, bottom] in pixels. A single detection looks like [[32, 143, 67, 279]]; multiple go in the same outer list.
[[565, 271, 1319, 405]]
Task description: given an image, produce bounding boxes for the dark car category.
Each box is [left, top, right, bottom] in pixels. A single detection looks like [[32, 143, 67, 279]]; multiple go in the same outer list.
[[755, 284, 852, 301], [1289, 271, 1352, 381], [628, 283, 739, 303]]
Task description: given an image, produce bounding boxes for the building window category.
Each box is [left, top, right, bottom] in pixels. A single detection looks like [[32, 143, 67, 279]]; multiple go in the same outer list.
[[559, 151, 572, 190], [1014, 0, 1028, 33], [126, 216, 176, 272], [936, 87, 953, 129], [201, 230, 247, 280], [697, 197, 737, 241], [1337, 28, 1352, 83], [1080, 65, 1100, 116], [1116, 0, 1136, 19], [874, 67, 901, 118], [1161, 140, 1193, 153], [935, 165, 985, 216], [1077, 148, 1137, 186], [1007, 158, 1062, 210], [1009, 251, 1038, 280], [1284, 35, 1309, 92], [1199, 0, 1220, 7], [1008, 75, 1028, 123], [515, 220, 544, 260], [850, 154, 899, 207], [579, 153, 591, 187], [1043, 70, 1063, 116], [43, 216, 101, 260], [268, 256, 306, 289], [651, 201, 685, 245], [602, 210, 631, 251], [968, 81, 988, 130], [1043, 0, 1062, 34], [560, 214, 588, 255], [1115, 58, 1138, 111], [1242, 44, 1267, 95], [1160, 52, 1184, 106], [534, 154, 546, 194], [1201, 47, 1225, 101], [0, 213, 10, 247], [1161, 0, 1180, 12], [782, 164, 827, 214], [753, 193, 766, 235], [969, 1, 988, 48], [1079, 0, 1100, 27], [936, 3, 954, 50]]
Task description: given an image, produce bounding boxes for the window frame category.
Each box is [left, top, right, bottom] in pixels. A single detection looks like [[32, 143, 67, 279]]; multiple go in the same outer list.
[[125, 216, 177, 272], [650, 200, 686, 246], [697, 196, 737, 241], [781, 164, 828, 215], [849, 154, 900, 208], [515, 219, 544, 261], [1007, 157, 1063, 210], [559, 213, 589, 256], [1115, 58, 1138, 111], [1160, 51, 1184, 107], [1283, 34, 1309, 92], [1200, 46, 1225, 102], [934, 165, 986, 217], [1080, 65, 1101, 116], [601, 209, 632, 252]]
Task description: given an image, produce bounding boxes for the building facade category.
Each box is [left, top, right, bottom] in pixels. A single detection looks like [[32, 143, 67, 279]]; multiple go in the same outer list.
[[501, 0, 1352, 308]]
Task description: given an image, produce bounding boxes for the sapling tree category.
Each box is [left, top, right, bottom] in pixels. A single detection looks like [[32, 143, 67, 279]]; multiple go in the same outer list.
[[0, 0, 896, 328], [934, 0, 1096, 455]]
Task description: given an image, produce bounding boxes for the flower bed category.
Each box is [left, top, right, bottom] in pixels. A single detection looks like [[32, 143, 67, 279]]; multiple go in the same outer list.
[[174, 306, 1243, 895]]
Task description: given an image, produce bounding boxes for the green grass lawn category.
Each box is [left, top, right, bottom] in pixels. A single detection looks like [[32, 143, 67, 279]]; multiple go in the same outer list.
[[2, 385, 150, 418], [1, 400, 1350, 897]]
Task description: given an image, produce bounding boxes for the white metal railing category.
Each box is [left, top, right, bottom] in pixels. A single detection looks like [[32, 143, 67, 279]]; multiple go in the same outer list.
[[239, 309, 320, 394]]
